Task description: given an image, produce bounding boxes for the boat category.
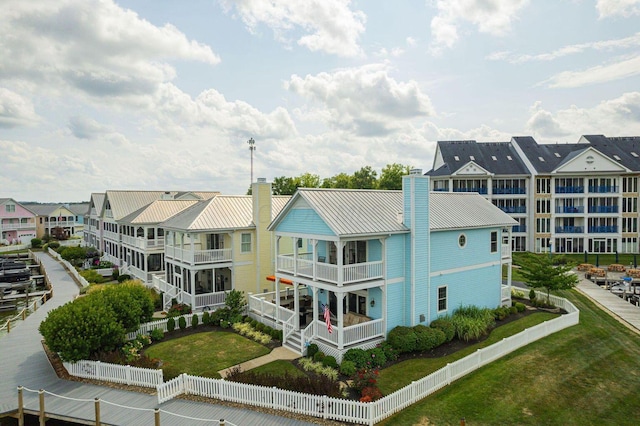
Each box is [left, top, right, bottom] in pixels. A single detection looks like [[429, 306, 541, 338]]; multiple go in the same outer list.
[[0, 259, 31, 283]]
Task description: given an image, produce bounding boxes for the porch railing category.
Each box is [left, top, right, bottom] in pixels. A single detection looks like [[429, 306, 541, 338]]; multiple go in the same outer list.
[[277, 255, 383, 285], [501, 244, 511, 259], [121, 235, 165, 250], [165, 245, 232, 264], [315, 318, 385, 347]]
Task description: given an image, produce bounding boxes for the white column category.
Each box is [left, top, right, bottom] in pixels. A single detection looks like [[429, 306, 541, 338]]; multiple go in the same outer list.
[[337, 292, 344, 350]]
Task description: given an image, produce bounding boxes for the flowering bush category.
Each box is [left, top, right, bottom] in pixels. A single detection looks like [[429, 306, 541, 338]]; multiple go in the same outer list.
[[167, 303, 192, 317], [297, 357, 339, 381], [232, 322, 272, 345], [122, 334, 152, 363], [351, 368, 382, 401]]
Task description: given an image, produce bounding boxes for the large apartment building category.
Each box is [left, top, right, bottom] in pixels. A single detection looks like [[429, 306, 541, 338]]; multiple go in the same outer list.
[[427, 134, 640, 254]]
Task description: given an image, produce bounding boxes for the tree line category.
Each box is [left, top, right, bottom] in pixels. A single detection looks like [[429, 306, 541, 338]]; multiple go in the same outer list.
[[250, 163, 414, 195]]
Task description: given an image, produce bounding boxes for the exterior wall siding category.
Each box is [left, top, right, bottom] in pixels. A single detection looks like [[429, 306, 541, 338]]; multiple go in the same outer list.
[[385, 282, 405, 331], [430, 227, 500, 273], [276, 208, 334, 236], [384, 235, 405, 280]]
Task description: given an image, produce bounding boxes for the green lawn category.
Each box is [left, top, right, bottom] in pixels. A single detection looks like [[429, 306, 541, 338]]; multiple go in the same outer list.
[[145, 331, 270, 380], [379, 290, 640, 425], [248, 359, 307, 377]]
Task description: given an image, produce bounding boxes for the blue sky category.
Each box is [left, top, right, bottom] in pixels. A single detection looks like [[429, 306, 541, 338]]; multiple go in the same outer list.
[[1, 0, 639, 202]]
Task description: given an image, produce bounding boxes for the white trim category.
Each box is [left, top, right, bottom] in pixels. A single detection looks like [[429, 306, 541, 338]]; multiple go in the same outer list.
[[458, 233, 467, 248], [437, 285, 448, 313], [430, 260, 501, 277]]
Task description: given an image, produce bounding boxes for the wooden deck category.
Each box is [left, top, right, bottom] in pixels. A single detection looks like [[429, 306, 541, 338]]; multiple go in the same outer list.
[[0, 253, 316, 426]]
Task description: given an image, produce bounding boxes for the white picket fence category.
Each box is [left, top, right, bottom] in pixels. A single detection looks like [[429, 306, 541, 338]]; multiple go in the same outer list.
[[155, 291, 579, 425], [63, 360, 163, 388], [125, 312, 208, 341], [47, 248, 90, 288]]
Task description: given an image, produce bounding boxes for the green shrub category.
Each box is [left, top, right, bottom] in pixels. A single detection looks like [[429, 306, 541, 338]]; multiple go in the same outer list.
[[31, 238, 42, 249], [117, 274, 131, 283], [313, 351, 326, 363], [343, 348, 369, 369], [191, 314, 199, 328], [79, 269, 107, 284], [167, 317, 175, 332], [202, 311, 211, 325], [509, 306, 518, 314], [244, 316, 252, 323], [414, 325, 446, 351], [451, 305, 496, 342], [256, 322, 265, 332], [387, 326, 417, 353], [367, 347, 387, 368], [529, 288, 537, 302], [178, 316, 187, 330], [515, 302, 526, 312], [48, 241, 60, 250], [111, 268, 120, 281], [322, 355, 338, 369], [210, 308, 230, 326], [307, 343, 319, 358], [250, 319, 258, 328], [150, 328, 164, 342], [224, 289, 247, 318], [494, 306, 509, 321], [167, 303, 191, 317], [340, 360, 357, 376], [378, 342, 399, 362], [430, 317, 455, 342]]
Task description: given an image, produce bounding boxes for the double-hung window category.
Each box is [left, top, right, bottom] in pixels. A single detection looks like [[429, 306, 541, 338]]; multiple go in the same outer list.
[[437, 286, 447, 312], [491, 231, 498, 253], [241, 233, 252, 253]]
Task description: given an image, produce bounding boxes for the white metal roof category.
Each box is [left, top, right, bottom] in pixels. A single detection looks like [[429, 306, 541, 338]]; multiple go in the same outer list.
[[120, 200, 200, 225], [162, 195, 291, 231], [429, 192, 517, 230], [103, 191, 174, 220]]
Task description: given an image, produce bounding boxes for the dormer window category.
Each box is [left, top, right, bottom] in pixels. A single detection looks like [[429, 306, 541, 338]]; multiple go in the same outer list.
[[506, 155, 512, 161], [492, 156, 497, 161], [554, 153, 561, 158], [614, 155, 621, 161], [469, 155, 475, 161], [631, 152, 638, 158], [539, 156, 545, 162], [454, 156, 460, 161]]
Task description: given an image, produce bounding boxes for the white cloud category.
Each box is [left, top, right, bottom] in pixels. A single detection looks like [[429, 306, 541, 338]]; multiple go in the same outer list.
[[429, 0, 529, 54], [540, 55, 640, 88], [487, 32, 640, 63], [597, 0, 640, 18], [219, 0, 366, 57], [525, 93, 640, 140], [285, 63, 434, 136], [0, 88, 39, 128], [68, 116, 129, 146], [0, 0, 220, 104]]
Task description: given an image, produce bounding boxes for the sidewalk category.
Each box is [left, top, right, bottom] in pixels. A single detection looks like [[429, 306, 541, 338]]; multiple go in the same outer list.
[[575, 271, 640, 333], [219, 346, 301, 378]]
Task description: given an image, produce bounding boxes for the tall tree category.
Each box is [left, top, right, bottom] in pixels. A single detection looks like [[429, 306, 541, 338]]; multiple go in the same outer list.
[[297, 173, 321, 189], [517, 253, 579, 303], [272, 176, 299, 195], [351, 166, 378, 189], [378, 163, 412, 190], [322, 173, 352, 189]]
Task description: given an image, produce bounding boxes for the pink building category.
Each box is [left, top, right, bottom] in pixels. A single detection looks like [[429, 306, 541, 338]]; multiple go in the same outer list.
[[0, 198, 37, 245]]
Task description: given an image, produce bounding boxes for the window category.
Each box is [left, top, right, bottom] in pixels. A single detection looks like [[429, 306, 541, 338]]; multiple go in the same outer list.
[[536, 199, 550, 214], [241, 233, 252, 253], [469, 155, 475, 161], [506, 155, 512, 161], [458, 234, 466, 248], [454, 155, 460, 161], [297, 238, 303, 248], [437, 286, 447, 312], [536, 178, 550, 194], [491, 231, 498, 253], [5, 204, 15, 213], [491, 155, 497, 161]]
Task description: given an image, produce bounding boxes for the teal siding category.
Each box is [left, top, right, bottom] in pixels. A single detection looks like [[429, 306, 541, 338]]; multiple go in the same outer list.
[[385, 282, 405, 331], [429, 264, 502, 322], [276, 209, 334, 236], [384, 235, 405, 279], [368, 287, 382, 319], [430, 227, 500, 273], [368, 239, 382, 262]]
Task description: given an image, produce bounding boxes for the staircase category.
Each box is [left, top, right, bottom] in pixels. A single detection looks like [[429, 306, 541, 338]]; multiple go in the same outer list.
[[283, 329, 304, 356]]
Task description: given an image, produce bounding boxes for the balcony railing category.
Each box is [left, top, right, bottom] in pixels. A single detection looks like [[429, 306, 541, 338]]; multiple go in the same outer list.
[[152, 276, 227, 310], [46, 220, 75, 227], [433, 188, 449, 192], [498, 206, 526, 214], [501, 244, 511, 259], [121, 235, 165, 250], [588, 206, 618, 213], [512, 225, 526, 233], [492, 188, 526, 195], [589, 186, 617, 193], [103, 230, 119, 241], [555, 226, 584, 234], [453, 187, 488, 194], [588, 226, 618, 233], [277, 254, 383, 285], [0, 222, 36, 231], [555, 206, 584, 214], [555, 186, 584, 194], [165, 245, 232, 264]]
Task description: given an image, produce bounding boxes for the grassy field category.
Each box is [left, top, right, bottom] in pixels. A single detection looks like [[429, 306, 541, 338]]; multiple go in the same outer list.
[[145, 331, 270, 379], [379, 290, 640, 425]]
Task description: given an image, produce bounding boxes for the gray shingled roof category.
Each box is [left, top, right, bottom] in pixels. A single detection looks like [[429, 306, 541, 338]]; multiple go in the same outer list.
[[582, 135, 640, 171], [120, 200, 200, 224], [21, 204, 59, 216], [161, 195, 291, 231], [430, 192, 517, 230], [511, 137, 584, 173], [429, 140, 529, 176]]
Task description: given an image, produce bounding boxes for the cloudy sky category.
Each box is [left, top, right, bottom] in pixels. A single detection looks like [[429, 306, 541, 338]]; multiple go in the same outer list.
[[1, 0, 639, 202]]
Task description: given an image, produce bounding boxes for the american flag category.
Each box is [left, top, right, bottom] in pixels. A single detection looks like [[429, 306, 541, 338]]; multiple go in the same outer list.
[[323, 304, 332, 334]]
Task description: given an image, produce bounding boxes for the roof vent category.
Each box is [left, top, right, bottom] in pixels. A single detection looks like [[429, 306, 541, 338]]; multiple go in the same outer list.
[[257, 177, 267, 183], [409, 168, 423, 175], [397, 212, 404, 224]]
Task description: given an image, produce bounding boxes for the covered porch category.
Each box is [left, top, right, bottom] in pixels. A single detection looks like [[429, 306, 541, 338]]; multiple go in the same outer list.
[[152, 264, 231, 311], [248, 278, 386, 359]]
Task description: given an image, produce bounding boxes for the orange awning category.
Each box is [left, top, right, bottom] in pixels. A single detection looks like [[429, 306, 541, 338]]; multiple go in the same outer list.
[[266, 275, 293, 285]]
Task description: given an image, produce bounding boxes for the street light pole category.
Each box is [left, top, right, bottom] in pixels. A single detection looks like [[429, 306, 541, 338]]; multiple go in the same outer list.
[[247, 138, 256, 184]]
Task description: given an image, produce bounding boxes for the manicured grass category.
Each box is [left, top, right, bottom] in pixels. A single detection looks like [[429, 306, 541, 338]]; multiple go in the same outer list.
[[145, 331, 270, 380], [377, 311, 557, 393], [379, 290, 640, 425], [249, 359, 307, 378]]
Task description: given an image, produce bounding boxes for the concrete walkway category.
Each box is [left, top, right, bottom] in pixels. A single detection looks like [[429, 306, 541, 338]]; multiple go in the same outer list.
[[0, 252, 317, 426], [575, 270, 640, 333], [218, 346, 301, 378]]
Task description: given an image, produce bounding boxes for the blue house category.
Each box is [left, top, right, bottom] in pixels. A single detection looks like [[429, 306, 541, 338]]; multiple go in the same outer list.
[[248, 171, 517, 361]]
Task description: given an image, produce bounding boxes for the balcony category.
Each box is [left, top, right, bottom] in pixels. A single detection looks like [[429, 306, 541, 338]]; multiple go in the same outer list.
[[0, 222, 36, 231], [277, 254, 383, 286], [512, 225, 526, 233], [46, 220, 75, 227], [555, 186, 584, 194], [588, 206, 618, 213], [103, 230, 119, 241], [121, 235, 165, 250], [152, 276, 227, 310], [498, 206, 526, 214], [588, 226, 618, 233], [589, 186, 617, 193], [492, 187, 526, 195], [453, 187, 488, 195], [433, 188, 449, 192], [501, 244, 511, 259], [555, 226, 584, 234], [165, 245, 232, 264], [555, 206, 584, 214]]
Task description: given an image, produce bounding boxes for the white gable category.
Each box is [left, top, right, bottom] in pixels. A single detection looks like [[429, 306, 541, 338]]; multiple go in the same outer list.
[[451, 161, 492, 176], [554, 148, 628, 174]]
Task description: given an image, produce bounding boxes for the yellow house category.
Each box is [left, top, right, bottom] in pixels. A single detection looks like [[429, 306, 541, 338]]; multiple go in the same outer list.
[[152, 179, 290, 311]]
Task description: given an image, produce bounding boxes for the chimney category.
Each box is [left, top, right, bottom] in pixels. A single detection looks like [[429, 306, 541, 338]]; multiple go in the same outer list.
[[161, 191, 173, 200], [410, 168, 423, 176]]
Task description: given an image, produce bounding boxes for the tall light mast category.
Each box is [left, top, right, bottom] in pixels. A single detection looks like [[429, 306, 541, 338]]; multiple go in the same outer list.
[[247, 137, 256, 184]]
